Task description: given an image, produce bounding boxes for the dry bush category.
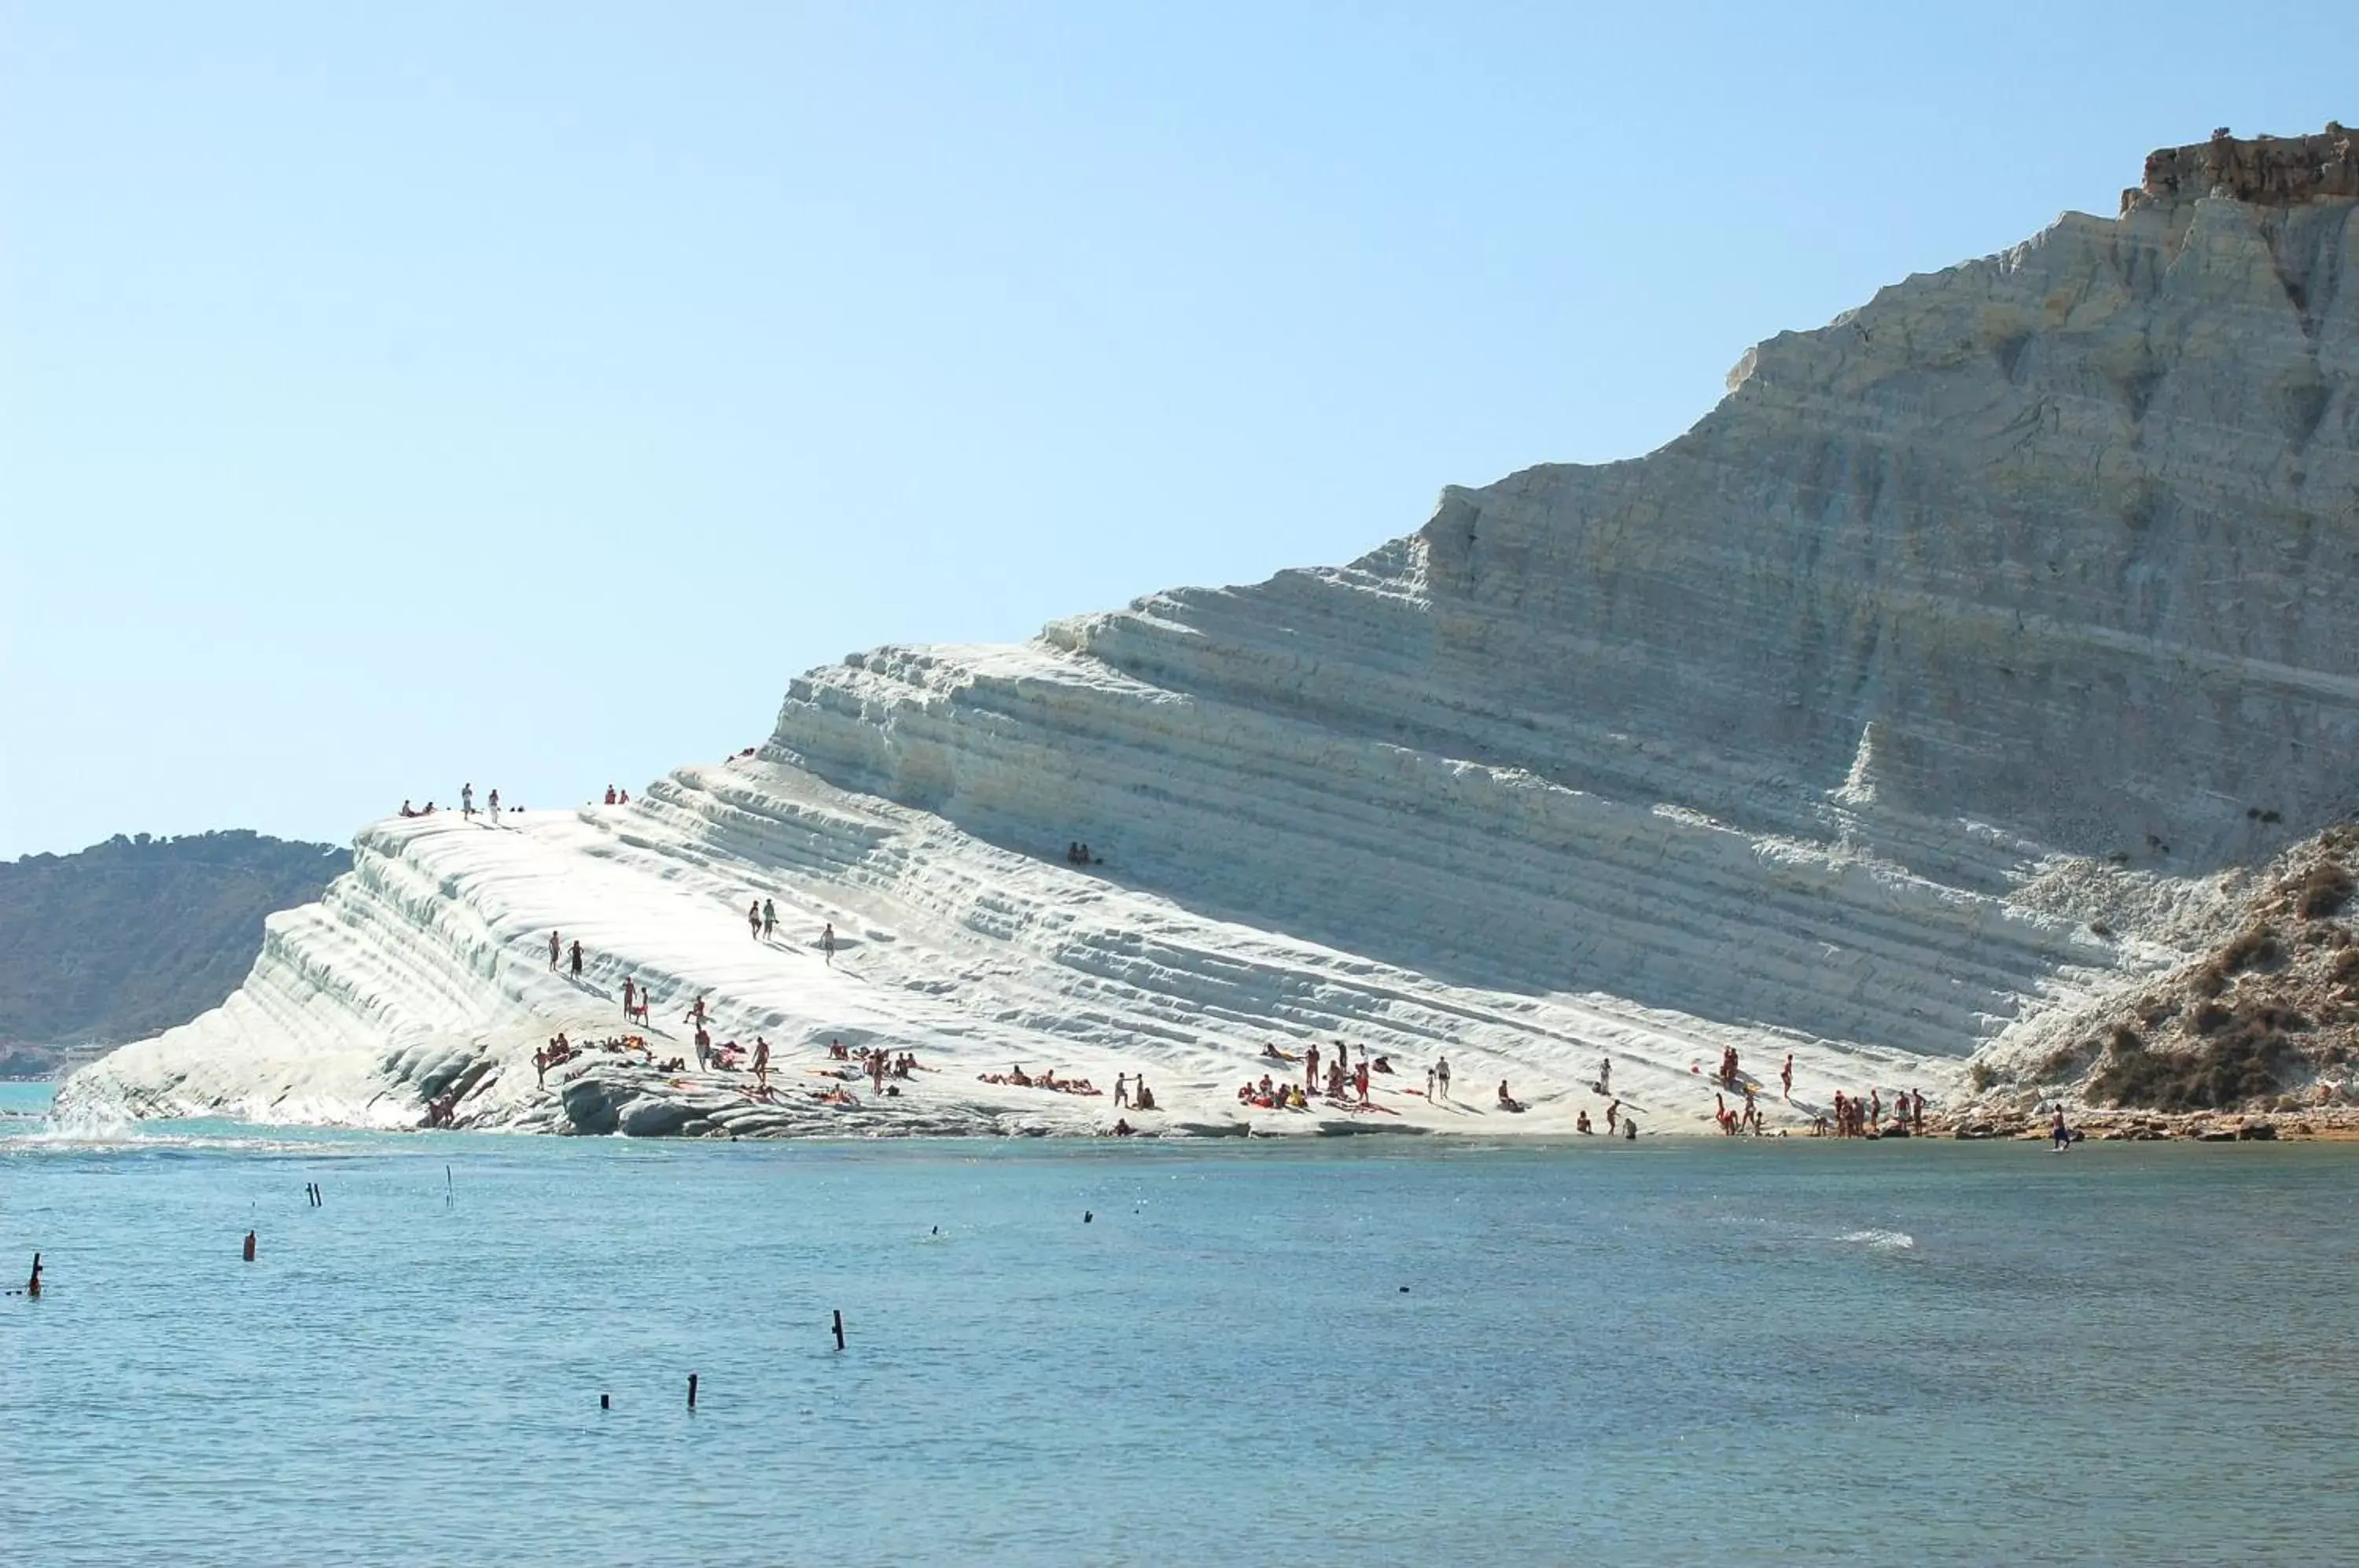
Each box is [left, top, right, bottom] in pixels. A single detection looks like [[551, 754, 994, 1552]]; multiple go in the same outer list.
[[2296, 862, 2355, 919]]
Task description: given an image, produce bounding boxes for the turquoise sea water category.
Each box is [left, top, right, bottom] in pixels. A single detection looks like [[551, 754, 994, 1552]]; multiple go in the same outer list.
[[6, 1079, 2358, 1566]]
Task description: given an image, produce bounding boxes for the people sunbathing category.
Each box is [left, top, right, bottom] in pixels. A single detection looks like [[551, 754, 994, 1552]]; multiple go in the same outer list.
[[1236, 1074, 1313, 1110], [976, 1064, 1101, 1095]]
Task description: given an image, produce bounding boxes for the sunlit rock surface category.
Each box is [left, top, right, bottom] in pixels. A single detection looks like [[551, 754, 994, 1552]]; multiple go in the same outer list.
[[64, 132, 2359, 1135]]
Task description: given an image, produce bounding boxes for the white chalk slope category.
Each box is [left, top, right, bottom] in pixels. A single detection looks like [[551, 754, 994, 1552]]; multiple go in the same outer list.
[[64, 181, 2359, 1136]]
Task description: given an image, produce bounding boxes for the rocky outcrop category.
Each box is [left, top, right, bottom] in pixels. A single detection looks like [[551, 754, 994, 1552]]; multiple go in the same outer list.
[[1976, 824, 2359, 1115], [2129, 123, 2359, 212], [59, 128, 2359, 1135]]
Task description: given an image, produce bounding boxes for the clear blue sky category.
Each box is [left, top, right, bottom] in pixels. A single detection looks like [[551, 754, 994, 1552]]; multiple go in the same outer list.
[[4, 3, 2350, 858]]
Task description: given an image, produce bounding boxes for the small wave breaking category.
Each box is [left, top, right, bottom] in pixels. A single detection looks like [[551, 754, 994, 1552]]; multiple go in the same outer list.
[[1836, 1228, 1916, 1251]]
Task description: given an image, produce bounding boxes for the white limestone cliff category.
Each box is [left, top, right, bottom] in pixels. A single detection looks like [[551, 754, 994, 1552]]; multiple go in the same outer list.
[[61, 131, 2359, 1136]]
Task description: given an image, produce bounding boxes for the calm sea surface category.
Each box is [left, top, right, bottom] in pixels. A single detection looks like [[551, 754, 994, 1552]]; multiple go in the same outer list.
[[5, 1080, 2357, 1566]]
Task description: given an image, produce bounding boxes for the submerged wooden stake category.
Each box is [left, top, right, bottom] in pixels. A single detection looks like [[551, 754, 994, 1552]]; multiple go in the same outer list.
[[832, 1309, 845, 1351]]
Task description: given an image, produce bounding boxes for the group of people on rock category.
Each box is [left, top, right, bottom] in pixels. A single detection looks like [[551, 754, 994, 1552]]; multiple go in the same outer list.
[[534, 1032, 654, 1086], [1238, 1073, 1310, 1110], [398, 782, 508, 821], [832, 1043, 918, 1095], [547, 930, 587, 981], [980, 1063, 1102, 1096], [601, 785, 632, 805], [1818, 1087, 1927, 1138], [1714, 1088, 1765, 1136], [1294, 1040, 1389, 1107], [1063, 842, 1102, 866], [1572, 1101, 1641, 1139]]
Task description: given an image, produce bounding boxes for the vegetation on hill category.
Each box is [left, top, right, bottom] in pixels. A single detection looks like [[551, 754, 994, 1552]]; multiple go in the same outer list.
[[2002, 827, 2359, 1113], [0, 830, 348, 1075]]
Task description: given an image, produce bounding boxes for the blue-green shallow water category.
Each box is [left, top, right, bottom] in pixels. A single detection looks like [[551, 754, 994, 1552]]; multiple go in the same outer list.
[[6, 1080, 2357, 1566]]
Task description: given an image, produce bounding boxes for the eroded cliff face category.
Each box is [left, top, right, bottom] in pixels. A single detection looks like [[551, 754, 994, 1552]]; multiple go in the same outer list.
[[764, 142, 2359, 1058], [61, 132, 2359, 1134]]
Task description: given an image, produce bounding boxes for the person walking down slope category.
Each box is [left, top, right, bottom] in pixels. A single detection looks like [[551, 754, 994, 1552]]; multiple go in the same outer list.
[[1434, 1055, 1452, 1102], [1781, 1052, 1794, 1099], [821, 922, 837, 966], [761, 899, 776, 940], [748, 900, 763, 940]]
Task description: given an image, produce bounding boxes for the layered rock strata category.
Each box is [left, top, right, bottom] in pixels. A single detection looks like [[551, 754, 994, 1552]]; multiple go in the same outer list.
[[62, 131, 2359, 1136]]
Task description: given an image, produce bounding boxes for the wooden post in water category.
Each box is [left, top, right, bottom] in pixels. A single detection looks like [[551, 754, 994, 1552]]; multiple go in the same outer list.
[[242, 1230, 256, 1263], [600, 1393, 610, 1412], [687, 1372, 698, 1411], [832, 1309, 845, 1351]]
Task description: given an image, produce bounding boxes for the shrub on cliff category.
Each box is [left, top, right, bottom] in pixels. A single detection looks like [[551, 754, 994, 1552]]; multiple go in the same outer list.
[[2089, 1008, 2300, 1111], [2297, 862, 2356, 918]]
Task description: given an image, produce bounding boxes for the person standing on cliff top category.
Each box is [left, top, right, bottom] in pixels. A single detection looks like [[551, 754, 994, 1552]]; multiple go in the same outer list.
[[462, 782, 474, 820], [821, 922, 837, 965], [548, 929, 561, 969], [569, 940, 583, 980], [486, 787, 499, 823]]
